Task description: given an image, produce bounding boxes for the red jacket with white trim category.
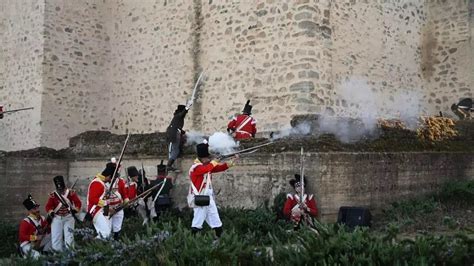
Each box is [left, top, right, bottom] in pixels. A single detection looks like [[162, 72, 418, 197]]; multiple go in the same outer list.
[[283, 193, 318, 222], [127, 181, 138, 200], [87, 174, 107, 218], [107, 178, 129, 206], [45, 189, 82, 216], [189, 159, 229, 193], [18, 215, 49, 244], [227, 114, 257, 140]]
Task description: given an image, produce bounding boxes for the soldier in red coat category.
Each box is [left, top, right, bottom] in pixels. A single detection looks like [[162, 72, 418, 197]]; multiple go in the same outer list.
[[124, 166, 148, 223], [45, 176, 82, 252], [126, 166, 139, 201], [18, 194, 52, 258], [106, 159, 129, 240], [86, 162, 116, 239], [283, 174, 318, 230], [227, 100, 257, 140], [187, 141, 238, 238]]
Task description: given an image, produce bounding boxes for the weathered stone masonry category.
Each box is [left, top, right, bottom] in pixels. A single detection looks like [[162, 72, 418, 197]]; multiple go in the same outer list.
[[1, 151, 472, 222], [1, 0, 473, 152]]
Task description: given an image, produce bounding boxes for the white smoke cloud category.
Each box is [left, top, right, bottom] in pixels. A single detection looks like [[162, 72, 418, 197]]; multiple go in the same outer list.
[[317, 78, 422, 142], [270, 122, 312, 140], [208, 132, 238, 155], [185, 131, 207, 146], [185, 131, 238, 155]]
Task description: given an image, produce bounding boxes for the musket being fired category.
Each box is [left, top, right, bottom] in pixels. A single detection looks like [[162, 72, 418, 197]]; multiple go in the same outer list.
[[0, 107, 34, 118], [218, 141, 275, 160]]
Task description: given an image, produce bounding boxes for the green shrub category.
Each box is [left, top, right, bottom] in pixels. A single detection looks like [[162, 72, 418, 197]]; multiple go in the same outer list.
[[437, 180, 474, 205], [0, 221, 18, 258]]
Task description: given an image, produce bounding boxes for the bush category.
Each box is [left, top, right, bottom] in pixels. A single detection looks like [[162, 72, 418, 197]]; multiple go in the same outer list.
[[0, 221, 18, 258], [437, 180, 474, 205]]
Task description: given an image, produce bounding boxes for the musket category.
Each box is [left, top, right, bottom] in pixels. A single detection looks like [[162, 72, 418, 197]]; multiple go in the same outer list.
[[1, 107, 34, 115], [70, 178, 79, 190], [49, 178, 81, 224], [300, 147, 305, 205], [140, 162, 146, 193], [103, 133, 131, 216], [218, 141, 275, 160], [53, 191, 81, 223], [188, 71, 205, 105], [124, 165, 130, 189], [110, 180, 164, 216]]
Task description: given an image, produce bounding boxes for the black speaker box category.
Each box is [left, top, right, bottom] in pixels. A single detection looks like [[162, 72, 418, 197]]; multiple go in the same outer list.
[[337, 206, 372, 228]]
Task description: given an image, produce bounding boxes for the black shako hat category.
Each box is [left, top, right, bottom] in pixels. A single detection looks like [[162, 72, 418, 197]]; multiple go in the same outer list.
[[127, 166, 139, 177], [196, 142, 210, 158], [53, 175, 66, 190], [23, 194, 40, 210], [157, 160, 167, 174], [242, 100, 252, 115], [289, 174, 308, 188], [102, 162, 117, 177]]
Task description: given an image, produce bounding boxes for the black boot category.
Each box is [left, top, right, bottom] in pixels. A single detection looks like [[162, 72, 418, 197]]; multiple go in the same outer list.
[[113, 231, 121, 241], [214, 227, 223, 238], [167, 159, 177, 172], [191, 227, 201, 235]]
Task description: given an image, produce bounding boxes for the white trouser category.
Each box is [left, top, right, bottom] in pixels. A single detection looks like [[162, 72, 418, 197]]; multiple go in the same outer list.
[[137, 199, 148, 223], [110, 209, 124, 233], [147, 197, 157, 219], [21, 234, 52, 259], [51, 214, 75, 252], [93, 210, 111, 239], [191, 189, 222, 229]]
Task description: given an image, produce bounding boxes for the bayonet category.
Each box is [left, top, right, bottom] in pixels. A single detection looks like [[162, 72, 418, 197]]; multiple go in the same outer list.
[[189, 71, 205, 105]]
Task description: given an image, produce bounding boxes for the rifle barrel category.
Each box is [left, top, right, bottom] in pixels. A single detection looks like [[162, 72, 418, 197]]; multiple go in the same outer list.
[[106, 133, 131, 198], [3, 107, 34, 114], [219, 141, 275, 159]]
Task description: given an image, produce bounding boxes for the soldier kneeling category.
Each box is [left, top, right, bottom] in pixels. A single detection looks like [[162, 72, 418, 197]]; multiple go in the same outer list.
[[18, 195, 52, 258]]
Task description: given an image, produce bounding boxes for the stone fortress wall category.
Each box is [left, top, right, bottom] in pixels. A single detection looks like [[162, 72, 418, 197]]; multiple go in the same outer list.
[[1, 0, 473, 151]]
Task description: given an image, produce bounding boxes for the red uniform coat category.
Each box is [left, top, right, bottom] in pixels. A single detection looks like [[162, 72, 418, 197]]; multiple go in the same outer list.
[[189, 159, 229, 192], [283, 194, 318, 223], [87, 175, 107, 218], [18, 215, 49, 245], [45, 189, 82, 216], [127, 181, 138, 200], [227, 114, 257, 140], [107, 178, 129, 206]]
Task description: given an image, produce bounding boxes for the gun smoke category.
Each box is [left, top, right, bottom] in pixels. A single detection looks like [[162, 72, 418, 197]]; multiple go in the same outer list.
[[270, 122, 312, 140], [317, 78, 422, 143], [185, 131, 238, 155]]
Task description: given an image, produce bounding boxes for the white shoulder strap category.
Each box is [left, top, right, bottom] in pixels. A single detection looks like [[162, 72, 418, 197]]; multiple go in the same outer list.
[[152, 179, 167, 203], [190, 173, 209, 195], [235, 115, 252, 132]]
